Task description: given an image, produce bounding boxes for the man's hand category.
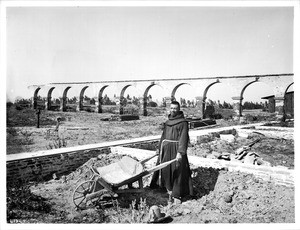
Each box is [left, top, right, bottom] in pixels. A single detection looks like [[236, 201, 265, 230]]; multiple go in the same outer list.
[[176, 152, 182, 161], [175, 152, 182, 168]]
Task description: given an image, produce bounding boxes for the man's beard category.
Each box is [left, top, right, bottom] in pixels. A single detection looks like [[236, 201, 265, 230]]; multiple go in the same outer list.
[[170, 111, 178, 117]]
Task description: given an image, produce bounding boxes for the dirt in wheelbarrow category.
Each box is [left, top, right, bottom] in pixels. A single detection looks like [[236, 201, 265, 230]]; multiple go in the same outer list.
[[8, 145, 295, 224]]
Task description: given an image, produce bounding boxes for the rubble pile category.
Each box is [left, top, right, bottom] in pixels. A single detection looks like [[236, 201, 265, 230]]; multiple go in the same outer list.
[[188, 128, 294, 169]]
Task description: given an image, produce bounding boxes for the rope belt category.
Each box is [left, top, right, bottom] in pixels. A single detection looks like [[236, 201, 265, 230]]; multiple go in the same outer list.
[[160, 139, 179, 154], [162, 139, 179, 144]]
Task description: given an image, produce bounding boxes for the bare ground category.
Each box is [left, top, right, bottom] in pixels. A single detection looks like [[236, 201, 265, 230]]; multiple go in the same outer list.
[[12, 151, 294, 224], [6, 108, 295, 224]]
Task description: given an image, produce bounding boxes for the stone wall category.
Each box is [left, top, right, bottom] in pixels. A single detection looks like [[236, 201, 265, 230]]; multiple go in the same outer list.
[[6, 139, 159, 184]]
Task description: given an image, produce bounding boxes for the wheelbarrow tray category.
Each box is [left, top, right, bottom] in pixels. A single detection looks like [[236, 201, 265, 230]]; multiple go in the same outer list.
[[96, 155, 145, 187], [96, 155, 176, 188]]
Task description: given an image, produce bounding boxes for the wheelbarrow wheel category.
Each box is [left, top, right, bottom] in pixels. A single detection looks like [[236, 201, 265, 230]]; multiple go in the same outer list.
[[73, 180, 99, 210]]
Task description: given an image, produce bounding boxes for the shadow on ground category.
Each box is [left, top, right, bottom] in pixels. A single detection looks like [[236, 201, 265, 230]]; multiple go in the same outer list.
[[189, 167, 220, 199], [113, 166, 220, 209]]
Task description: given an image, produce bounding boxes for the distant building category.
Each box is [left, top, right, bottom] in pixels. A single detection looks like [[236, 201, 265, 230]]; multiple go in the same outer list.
[[261, 91, 294, 116]]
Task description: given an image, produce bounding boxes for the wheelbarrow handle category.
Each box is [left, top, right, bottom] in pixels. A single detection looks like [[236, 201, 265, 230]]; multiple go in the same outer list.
[[146, 158, 177, 174], [140, 153, 159, 165]]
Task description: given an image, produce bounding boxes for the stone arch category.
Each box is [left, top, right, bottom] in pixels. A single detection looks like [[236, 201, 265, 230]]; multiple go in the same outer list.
[[33, 87, 41, 109], [202, 79, 220, 118], [238, 77, 259, 116], [283, 82, 294, 117], [78, 86, 89, 111], [97, 85, 109, 113], [61, 86, 71, 112], [119, 84, 132, 114], [284, 82, 293, 95], [142, 83, 157, 116], [171, 83, 190, 102], [46, 87, 56, 110]]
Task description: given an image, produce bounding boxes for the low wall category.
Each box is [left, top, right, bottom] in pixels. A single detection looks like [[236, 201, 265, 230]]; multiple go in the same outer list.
[[6, 137, 160, 183], [7, 122, 292, 184]]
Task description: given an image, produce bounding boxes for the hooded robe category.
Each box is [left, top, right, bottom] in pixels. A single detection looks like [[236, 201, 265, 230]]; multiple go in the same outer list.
[[150, 111, 192, 199]]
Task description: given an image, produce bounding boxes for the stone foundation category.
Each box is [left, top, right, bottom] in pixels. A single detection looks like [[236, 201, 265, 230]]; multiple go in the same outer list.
[[6, 138, 159, 184]]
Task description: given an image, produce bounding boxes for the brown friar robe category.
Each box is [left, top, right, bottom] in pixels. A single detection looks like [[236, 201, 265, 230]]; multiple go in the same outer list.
[[150, 111, 192, 199]]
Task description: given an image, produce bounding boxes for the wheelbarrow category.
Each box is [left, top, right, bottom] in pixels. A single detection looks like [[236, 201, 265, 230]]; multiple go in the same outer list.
[[72, 153, 177, 209]]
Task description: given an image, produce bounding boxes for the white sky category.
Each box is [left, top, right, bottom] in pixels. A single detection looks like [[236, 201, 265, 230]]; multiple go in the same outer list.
[[4, 3, 295, 103]]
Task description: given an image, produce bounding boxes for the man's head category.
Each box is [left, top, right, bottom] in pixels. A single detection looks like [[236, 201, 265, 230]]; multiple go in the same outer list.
[[170, 101, 180, 117]]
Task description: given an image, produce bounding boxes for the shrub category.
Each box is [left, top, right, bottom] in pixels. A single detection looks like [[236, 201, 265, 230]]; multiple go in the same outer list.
[[123, 104, 139, 115], [15, 105, 23, 110], [102, 105, 118, 114], [6, 101, 14, 108], [217, 109, 236, 120], [204, 105, 215, 118], [111, 198, 149, 223], [129, 198, 149, 223], [45, 129, 67, 149], [19, 130, 34, 145]]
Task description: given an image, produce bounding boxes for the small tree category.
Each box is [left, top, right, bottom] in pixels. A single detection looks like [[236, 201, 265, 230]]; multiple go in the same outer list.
[[132, 96, 140, 106]]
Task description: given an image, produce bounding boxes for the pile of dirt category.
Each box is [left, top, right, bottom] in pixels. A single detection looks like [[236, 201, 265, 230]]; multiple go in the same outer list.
[[7, 149, 294, 224], [167, 168, 294, 223]]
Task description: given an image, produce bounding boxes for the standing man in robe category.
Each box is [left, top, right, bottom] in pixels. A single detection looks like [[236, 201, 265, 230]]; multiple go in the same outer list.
[[150, 100, 193, 204]]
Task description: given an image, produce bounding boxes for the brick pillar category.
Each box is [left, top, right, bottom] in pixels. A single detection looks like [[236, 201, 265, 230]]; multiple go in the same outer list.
[[77, 96, 83, 111], [274, 95, 285, 121], [46, 96, 52, 110], [274, 96, 284, 114], [95, 99, 101, 113], [139, 97, 147, 116], [195, 96, 204, 118], [60, 97, 66, 112], [119, 97, 124, 115], [232, 96, 243, 117]]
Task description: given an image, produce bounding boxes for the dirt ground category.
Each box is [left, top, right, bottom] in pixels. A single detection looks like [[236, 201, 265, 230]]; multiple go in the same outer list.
[[6, 110, 166, 154], [8, 129, 295, 224], [16, 150, 294, 224], [6, 108, 295, 224]]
